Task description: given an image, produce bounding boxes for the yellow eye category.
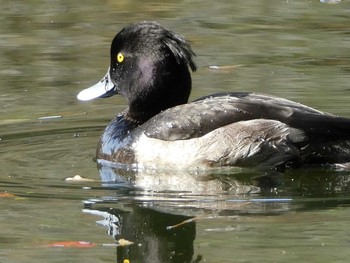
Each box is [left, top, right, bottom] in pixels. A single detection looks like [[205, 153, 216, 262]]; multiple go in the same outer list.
[[117, 53, 124, 63]]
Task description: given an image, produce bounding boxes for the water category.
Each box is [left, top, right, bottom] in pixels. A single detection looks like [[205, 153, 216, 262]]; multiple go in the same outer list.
[[1, 1, 350, 262]]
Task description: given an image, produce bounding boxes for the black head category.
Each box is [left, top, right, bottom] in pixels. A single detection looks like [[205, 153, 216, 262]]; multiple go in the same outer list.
[[109, 21, 196, 121], [78, 22, 196, 123]]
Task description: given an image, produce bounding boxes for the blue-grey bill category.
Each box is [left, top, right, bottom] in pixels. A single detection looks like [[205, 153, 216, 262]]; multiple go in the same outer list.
[[77, 68, 116, 101]]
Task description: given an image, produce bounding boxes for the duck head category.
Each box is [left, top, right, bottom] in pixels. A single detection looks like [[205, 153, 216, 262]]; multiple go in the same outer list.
[[77, 21, 196, 122]]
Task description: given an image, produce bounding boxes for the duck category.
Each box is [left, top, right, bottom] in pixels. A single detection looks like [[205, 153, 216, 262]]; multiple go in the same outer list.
[[77, 21, 350, 170]]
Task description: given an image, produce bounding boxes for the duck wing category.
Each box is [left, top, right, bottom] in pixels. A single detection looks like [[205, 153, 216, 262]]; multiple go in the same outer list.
[[141, 92, 350, 141]]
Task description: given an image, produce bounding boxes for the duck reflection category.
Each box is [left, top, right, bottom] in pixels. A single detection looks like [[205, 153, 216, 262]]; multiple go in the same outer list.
[[82, 162, 350, 262], [84, 204, 197, 263], [96, 160, 262, 194]]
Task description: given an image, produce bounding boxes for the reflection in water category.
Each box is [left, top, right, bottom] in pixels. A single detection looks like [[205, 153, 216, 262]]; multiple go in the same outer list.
[[81, 162, 350, 262], [97, 160, 350, 198], [84, 205, 197, 263], [97, 160, 261, 194]]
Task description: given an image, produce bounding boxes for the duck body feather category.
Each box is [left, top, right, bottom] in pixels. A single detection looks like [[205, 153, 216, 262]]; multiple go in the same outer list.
[[97, 92, 350, 169]]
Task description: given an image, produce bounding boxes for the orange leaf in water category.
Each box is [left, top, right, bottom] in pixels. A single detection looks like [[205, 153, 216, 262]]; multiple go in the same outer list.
[[47, 241, 96, 248], [0, 192, 15, 198]]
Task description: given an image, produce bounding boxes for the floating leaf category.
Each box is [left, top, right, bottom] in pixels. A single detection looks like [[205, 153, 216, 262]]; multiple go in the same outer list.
[[118, 239, 134, 247], [208, 64, 238, 73], [167, 217, 197, 230], [38, 115, 62, 120], [0, 192, 15, 198], [47, 241, 96, 248], [65, 175, 95, 182]]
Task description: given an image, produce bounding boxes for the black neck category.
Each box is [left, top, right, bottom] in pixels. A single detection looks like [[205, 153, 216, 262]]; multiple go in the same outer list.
[[128, 62, 192, 123]]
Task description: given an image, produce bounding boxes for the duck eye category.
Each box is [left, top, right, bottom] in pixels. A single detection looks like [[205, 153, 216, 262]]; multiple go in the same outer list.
[[116, 53, 124, 63]]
